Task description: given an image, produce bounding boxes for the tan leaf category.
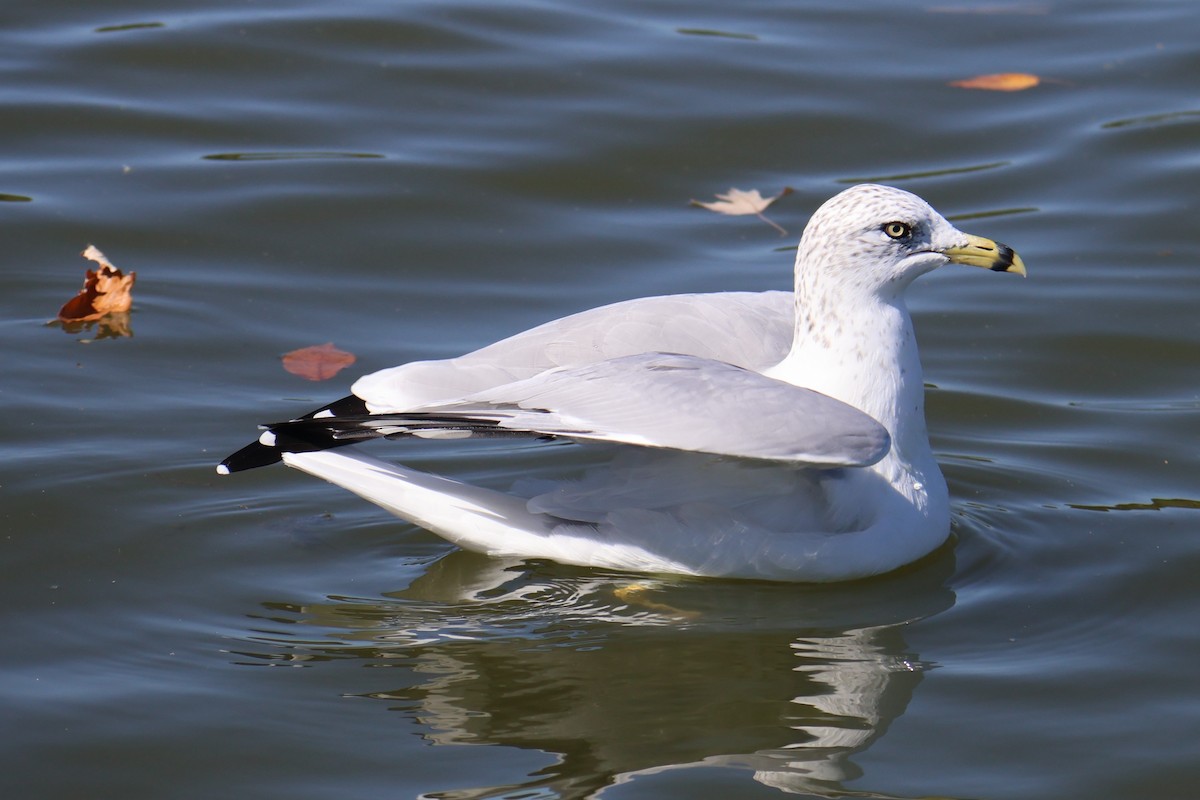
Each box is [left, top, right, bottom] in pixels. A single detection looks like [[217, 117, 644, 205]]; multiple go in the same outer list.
[[691, 186, 794, 235], [282, 343, 357, 381], [949, 72, 1041, 91], [57, 245, 137, 322]]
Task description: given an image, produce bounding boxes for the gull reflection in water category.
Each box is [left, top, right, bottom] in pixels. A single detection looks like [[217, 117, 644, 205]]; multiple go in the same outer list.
[[243, 547, 956, 798]]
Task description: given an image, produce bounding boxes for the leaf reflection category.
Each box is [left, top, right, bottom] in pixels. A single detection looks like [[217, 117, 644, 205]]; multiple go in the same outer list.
[[50, 311, 134, 340]]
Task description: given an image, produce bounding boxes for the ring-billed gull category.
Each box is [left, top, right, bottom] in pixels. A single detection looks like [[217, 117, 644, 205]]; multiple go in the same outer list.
[[219, 184, 1024, 581]]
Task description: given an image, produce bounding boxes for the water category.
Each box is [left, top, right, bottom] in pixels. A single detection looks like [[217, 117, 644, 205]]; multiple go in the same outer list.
[[3, 1, 1198, 797]]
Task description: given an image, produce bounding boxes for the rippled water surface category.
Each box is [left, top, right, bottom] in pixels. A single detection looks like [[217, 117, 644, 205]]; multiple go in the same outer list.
[[3, 1, 1199, 798]]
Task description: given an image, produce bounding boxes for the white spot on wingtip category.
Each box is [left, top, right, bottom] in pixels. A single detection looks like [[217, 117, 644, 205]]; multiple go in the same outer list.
[[216, 464, 230, 475], [259, 431, 277, 447], [413, 429, 473, 440]]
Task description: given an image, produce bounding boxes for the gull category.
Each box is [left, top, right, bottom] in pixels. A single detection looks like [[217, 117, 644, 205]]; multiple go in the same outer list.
[[218, 184, 1024, 582]]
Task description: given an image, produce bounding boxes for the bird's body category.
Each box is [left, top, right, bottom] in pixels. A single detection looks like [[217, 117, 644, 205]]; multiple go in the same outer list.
[[220, 184, 1024, 582]]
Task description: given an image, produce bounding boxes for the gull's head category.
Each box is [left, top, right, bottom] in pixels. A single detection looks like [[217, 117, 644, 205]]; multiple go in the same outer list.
[[797, 184, 1025, 297]]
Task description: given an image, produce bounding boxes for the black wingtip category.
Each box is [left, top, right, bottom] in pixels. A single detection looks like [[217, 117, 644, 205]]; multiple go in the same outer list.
[[217, 394, 371, 475], [217, 440, 284, 474], [217, 426, 367, 475], [301, 394, 369, 419]]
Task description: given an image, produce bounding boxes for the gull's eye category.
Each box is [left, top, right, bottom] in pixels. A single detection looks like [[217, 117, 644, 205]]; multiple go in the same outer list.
[[883, 222, 912, 240]]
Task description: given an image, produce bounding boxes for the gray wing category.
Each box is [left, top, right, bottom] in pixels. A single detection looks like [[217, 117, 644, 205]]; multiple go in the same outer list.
[[359, 352, 889, 467], [353, 291, 795, 410]]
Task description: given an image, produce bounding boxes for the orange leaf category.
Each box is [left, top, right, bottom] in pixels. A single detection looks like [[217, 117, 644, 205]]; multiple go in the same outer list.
[[949, 72, 1040, 91], [57, 245, 137, 322], [282, 343, 357, 381]]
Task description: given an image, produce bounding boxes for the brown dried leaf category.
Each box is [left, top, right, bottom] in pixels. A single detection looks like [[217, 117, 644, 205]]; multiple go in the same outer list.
[[949, 72, 1041, 92], [57, 245, 137, 322], [691, 186, 794, 235], [282, 343, 357, 381]]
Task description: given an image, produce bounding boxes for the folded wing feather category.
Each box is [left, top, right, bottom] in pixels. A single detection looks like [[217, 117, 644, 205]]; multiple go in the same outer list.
[[269, 352, 890, 468]]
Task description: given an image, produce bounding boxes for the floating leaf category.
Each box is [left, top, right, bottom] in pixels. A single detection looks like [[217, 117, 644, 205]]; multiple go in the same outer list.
[[57, 245, 136, 323], [949, 72, 1041, 91], [691, 187, 794, 235], [282, 343, 356, 381]]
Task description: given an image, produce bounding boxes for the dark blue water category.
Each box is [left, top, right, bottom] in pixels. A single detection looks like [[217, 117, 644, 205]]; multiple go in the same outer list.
[[3, 1, 1199, 798]]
